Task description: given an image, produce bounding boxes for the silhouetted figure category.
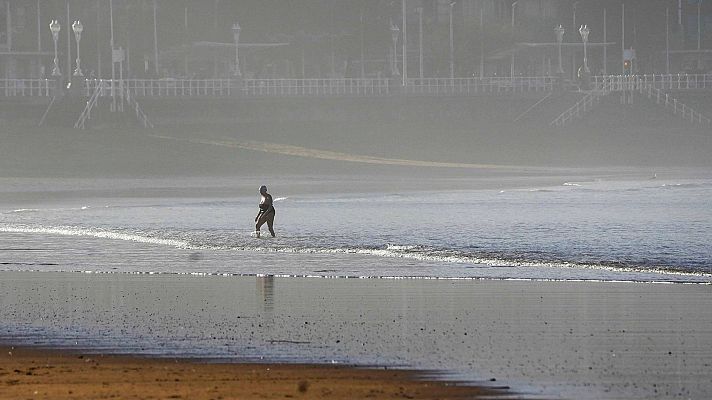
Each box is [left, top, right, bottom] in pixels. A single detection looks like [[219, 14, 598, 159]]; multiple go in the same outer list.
[[254, 185, 275, 238]]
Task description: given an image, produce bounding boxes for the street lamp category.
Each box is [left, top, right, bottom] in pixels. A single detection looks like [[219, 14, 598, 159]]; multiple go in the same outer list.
[[49, 20, 61, 76], [390, 21, 400, 77], [416, 7, 424, 79], [401, 0, 407, 85], [555, 24, 565, 75], [579, 24, 590, 74], [572, 1, 579, 79], [698, 0, 703, 70], [510, 1, 517, 77], [449, 1, 456, 79], [232, 21, 242, 77], [71, 20, 83, 76]]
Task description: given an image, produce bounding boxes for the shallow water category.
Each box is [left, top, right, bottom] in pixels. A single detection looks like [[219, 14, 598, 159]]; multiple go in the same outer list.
[[1, 176, 710, 282], [2, 174, 712, 399]]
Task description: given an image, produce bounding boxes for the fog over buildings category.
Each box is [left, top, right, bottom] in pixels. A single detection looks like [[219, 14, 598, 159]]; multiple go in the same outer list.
[[2, 1, 711, 80], [1, 1, 711, 172]]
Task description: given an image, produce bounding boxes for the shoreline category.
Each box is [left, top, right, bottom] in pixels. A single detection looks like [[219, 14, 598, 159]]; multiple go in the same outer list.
[[2, 268, 711, 284], [1, 226, 710, 282], [0, 345, 508, 400]]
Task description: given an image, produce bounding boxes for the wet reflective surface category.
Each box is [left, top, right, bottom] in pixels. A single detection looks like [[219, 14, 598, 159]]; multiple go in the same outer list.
[[1, 272, 711, 399], [1, 176, 711, 282]]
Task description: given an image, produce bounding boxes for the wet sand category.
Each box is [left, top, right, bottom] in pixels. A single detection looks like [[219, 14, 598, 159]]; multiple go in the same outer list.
[[0, 346, 504, 400], [1, 272, 711, 399]]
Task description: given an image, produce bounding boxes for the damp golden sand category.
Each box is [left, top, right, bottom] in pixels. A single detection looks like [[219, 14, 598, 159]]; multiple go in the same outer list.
[[0, 346, 506, 400]]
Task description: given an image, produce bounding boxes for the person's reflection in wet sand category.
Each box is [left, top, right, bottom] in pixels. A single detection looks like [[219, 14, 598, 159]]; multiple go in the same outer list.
[[256, 275, 275, 313]]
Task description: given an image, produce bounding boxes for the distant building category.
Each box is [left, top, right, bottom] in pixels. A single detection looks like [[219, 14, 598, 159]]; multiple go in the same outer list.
[[0, 0, 49, 79], [460, 0, 562, 29], [2, 1, 708, 80]]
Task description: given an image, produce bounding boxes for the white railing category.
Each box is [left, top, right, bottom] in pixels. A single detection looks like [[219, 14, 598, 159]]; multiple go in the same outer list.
[[669, 96, 712, 124], [74, 81, 107, 129], [593, 74, 712, 91], [403, 76, 555, 95], [1, 79, 55, 96], [83, 79, 234, 97], [551, 75, 614, 127], [5, 75, 712, 98], [553, 75, 711, 127], [243, 78, 391, 96], [123, 84, 154, 128], [634, 77, 711, 125]]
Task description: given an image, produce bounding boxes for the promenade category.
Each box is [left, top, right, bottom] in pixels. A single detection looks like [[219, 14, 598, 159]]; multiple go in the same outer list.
[[2, 74, 712, 99]]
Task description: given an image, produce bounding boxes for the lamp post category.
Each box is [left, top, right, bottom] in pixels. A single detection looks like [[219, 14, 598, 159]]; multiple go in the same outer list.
[[479, 6, 484, 77], [510, 1, 517, 77], [390, 21, 400, 77], [49, 20, 61, 76], [360, 7, 365, 78], [572, 1, 579, 79], [71, 20, 83, 76], [621, 3, 625, 75], [666, 7, 670, 74], [579, 24, 590, 74], [401, 0, 407, 85], [603, 8, 607, 75], [232, 21, 241, 77], [65, 2, 71, 82], [555, 24, 565, 76], [698, 0, 703, 70], [153, 0, 159, 76], [449, 1, 456, 79], [416, 7, 423, 79]]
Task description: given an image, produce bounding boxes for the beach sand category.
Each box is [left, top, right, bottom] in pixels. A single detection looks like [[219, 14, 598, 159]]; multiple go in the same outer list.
[[0, 346, 503, 400], [1, 272, 711, 399]]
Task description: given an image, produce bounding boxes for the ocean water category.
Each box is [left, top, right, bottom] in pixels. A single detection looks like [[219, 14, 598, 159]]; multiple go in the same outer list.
[[2, 175, 712, 399], [1, 176, 710, 283]]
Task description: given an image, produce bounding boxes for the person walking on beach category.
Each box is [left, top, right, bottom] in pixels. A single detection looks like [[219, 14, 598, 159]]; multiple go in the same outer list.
[[254, 185, 276, 238]]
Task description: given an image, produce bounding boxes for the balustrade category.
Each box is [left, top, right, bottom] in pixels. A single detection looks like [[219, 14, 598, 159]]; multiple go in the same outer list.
[[1, 79, 55, 96], [3, 75, 712, 98]]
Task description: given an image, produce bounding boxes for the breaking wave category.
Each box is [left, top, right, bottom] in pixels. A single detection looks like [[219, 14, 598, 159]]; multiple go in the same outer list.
[[0, 224, 190, 248], [2, 223, 709, 281]]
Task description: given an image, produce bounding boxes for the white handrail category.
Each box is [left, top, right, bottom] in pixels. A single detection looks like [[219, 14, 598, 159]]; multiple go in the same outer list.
[[74, 82, 107, 129], [634, 76, 711, 125], [592, 74, 712, 91], [122, 85, 154, 128], [242, 78, 391, 96], [403, 76, 556, 95], [1, 79, 54, 96], [551, 76, 613, 126], [4, 74, 712, 98]]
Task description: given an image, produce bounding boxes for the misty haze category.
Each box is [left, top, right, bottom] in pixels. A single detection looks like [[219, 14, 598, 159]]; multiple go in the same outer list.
[[1, 1, 711, 399]]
